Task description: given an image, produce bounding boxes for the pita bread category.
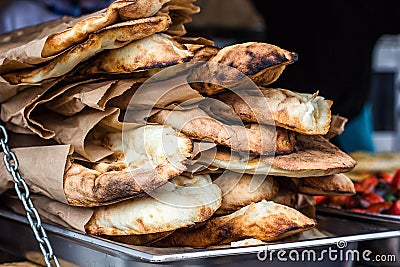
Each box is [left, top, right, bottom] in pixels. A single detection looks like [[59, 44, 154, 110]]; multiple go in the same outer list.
[[85, 175, 222, 235], [197, 135, 356, 177], [212, 172, 279, 214], [348, 151, 400, 176], [4, 16, 171, 84], [41, 0, 171, 57], [80, 34, 193, 75], [152, 200, 316, 248], [64, 125, 193, 206], [148, 108, 296, 155], [189, 42, 298, 95], [294, 174, 356, 196], [214, 89, 333, 135], [159, 0, 201, 36], [324, 115, 348, 139]]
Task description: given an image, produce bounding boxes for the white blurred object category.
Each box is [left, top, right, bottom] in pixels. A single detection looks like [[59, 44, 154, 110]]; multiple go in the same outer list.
[[371, 34, 400, 152]]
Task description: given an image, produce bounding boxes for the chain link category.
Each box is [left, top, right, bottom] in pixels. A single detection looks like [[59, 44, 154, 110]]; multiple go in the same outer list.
[[0, 125, 60, 267]]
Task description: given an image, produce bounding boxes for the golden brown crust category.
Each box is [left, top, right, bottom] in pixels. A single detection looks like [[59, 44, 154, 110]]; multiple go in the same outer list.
[[63, 162, 172, 207], [214, 88, 333, 135], [270, 135, 357, 174], [85, 175, 222, 235], [148, 108, 296, 155], [5, 16, 171, 84], [295, 174, 356, 196], [213, 172, 279, 215], [80, 34, 193, 75], [198, 135, 356, 177], [152, 201, 316, 248], [42, 0, 171, 57], [189, 42, 298, 95]]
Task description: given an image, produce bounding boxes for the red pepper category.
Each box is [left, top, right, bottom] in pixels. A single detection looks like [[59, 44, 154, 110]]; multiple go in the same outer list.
[[379, 172, 394, 184], [388, 200, 400, 215], [390, 169, 400, 194], [354, 176, 379, 194], [345, 196, 360, 209], [314, 196, 328, 205], [365, 202, 393, 214], [363, 193, 385, 206]]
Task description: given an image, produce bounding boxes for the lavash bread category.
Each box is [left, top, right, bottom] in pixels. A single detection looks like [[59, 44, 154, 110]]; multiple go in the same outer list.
[[152, 200, 316, 248], [4, 16, 172, 84], [80, 33, 193, 75], [64, 125, 193, 206], [189, 42, 298, 95], [197, 135, 356, 177], [212, 172, 279, 215], [213, 88, 333, 135], [148, 108, 296, 155], [293, 174, 356, 196], [85, 175, 222, 235], [41, 0, 172, 57]]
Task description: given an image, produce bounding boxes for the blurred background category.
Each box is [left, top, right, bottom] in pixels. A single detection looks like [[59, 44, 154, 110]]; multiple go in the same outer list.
[[0, 0, 399, 153]]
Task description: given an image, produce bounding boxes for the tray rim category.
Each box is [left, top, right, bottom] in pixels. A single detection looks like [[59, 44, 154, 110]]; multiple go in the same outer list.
[[1, 208, 400, 263]]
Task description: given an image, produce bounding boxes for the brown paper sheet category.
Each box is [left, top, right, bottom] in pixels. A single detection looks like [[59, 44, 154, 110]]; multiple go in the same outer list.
[[0, 145, 72, 203], [3, 194, 92, 232], [324, 115, 348, 139], [35, 108, 120, 162], [0, 79, 59, 133], [46, 78, 145, 116]]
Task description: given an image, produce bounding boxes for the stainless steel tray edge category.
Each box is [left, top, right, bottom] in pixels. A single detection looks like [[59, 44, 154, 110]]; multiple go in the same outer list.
[[1, 208, 400, 265]]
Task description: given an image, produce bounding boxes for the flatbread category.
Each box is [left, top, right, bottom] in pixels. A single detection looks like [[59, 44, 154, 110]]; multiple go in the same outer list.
[[148, 108, 296, 155], [159, 0, 201, 36], [80, 34, 193, 75], [85, 175, 222, 235], [189, 42, 298, 95], [152, 200, 316, 247], [324, 115, 348, 139], [213, 88, 333, 135], [294, 174, 356, 196], [4, 16, 171, 84], [197, 135, 356, 177], [212, 171, 279, 215], [348, 151, 400, 177], [64, 125, 193, 206], [41, 0, 171, 57]]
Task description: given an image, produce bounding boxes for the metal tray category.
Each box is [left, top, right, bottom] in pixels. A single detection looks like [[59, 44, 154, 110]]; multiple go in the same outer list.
[[317, 206, 400, 267], [0, 208, 399, 267]]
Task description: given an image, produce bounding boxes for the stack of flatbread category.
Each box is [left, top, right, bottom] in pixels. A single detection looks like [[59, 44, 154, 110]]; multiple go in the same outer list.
[[0, 0, 357, 249]]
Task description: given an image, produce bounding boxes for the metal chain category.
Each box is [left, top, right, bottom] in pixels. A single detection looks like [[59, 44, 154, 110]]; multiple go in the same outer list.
[[0, 125, 60, 267]]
